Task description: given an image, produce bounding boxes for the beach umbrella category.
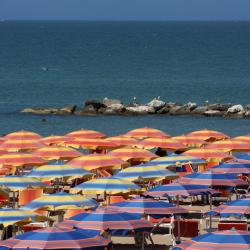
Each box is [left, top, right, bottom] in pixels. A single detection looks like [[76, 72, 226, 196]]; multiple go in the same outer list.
[[109, 147, 157, 162], [68, 154, 127, 171], [178, 170, 248, 188], [59, 207, 153, 234], [0, 176, 48, 191], [212, 161, 250, 174], [124, 127, 171, 139], [66, 129, 106, 139], [145, 183, 219, 198], [185, 129, 229, 141], [4, 131, 42, 140], [205, 139, 250, 152], [208, 197, 250, 218], [105, 136, 139, 147], [171, 136, 207, 148], [23, 192, 99, 211], [109, 197, 188, 216], [32, 146, 82, 160], [135, 138, 187, 150], [71, 177, 141, 195], [172, 230, 250, 250], [26, 163, 92, 181], [114, 163, 178, 182], [0, 227, 111, 250], [63, 138, 119, 150], [0, 153, 46, 167], [40, 135, 71, 146], [234, 135, 250, 143]]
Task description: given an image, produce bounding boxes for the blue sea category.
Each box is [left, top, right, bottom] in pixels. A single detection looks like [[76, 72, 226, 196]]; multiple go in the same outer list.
[[0, 21, 250, 137]]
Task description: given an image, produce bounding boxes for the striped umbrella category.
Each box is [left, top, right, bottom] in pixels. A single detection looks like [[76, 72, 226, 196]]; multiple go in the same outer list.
[[234, 135, 250, 143], [145, 183, 219, 198], [59, 208, 153, 234], [208, 197, 250, 218], [172, 136, 207, 148], [212, 161, 250, 174], [109, 197, 188, 216], [124, 127, 171, 139], [205, 139, 250, 152], [109, 147, 157, 162], [68, 154, 127, 171], [23, 192, 99, 211], [0, 139, 45, 152], [0, 176, 48, 191], [0, 153, 46, 167], [238, 154, 250, 161], [173, 230, 250, 250], [4, 131, 42, 140], [32, 146, 82, 160], [114, 163, 178, 182], [66, 129, 106, 139], [135, 138, 187, 150], [186, 129, 229, 141], [105, 136, 139, 147], [0, 227, 110, 250], [26, 163, 92, 181], [178, 171, 248, 188], [71, 177, 141, 195], [40, 135, 72, 146]]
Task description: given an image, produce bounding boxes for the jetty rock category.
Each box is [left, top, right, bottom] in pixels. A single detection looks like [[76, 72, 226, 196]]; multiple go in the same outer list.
[[207, 103, 231, 111], [204, 110, 225, 117], [191, 106, 208, 115], [102, 98, 122, 107], [21, 105, 77, 115], [126, 105, 155, 115], [103, 104, 126, 115], [227, 104, 244, 114], [84, 100, 106, 110], [147, 98, 166, 111]]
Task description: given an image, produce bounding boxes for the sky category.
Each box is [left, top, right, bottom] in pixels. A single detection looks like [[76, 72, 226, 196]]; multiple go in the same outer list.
[[1, 0, 250, 21]]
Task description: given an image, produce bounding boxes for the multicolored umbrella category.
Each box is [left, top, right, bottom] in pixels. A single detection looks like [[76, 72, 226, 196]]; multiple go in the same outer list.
[[172, 136, 207, 148], [66, 129, 106, 139], [0, 227, 111, 250], [237, 154, 250, 161], [145, 183, 219, 198], [124, 127, 171, 139], [23, 192, 98, 211], [26, 163, 92, 181], [185, 129, 229, 141], [234, 135, 250, 144], [109, 147, 157, 162], [4, 131, 42, 140], [173, 230, 250, 250], [71, 177, 141, 195], [212, 161, 250, 174], [40, 135, 71, 146], [105, 136, 139, 147], [114, 163, 178, 181], [68, 154, 127, 171], [32, 146, 82, 160]]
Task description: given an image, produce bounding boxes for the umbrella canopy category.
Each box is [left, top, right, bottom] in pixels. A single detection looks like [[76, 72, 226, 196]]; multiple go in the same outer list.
[[23, 192, 99, 211], [109, 197, 188, 216], [212, 161, 250, 174], [114, 163, 178, 182], [0, 227, 110, 250], [237, 154, 250, 161], [105, 136, 139, 147], [145, 183, 219, 198], [124, 127, 171, 139], [26, 163, 92, 181], [185, 129, 229, 141], [66, 129, 106, 139], [109, 147, 157, 162], [59, 208, 153, 233], [234, 135, 250, 143], [205, 139, 250, 152], [0, 140, 45, 152], [4, 131, 42, 140], [71, 177, 141, 195], [0, 176, 48, 191], [135, 138, 187, 150], [178, 171, 248, 188], [40, 135, 71, 146], [0, 153, 46, 167], [68, 154, 127, 171], [208, 197, 250, 218], [32, 146, 82, 160], [171, 136, 207, 148], [173, 230, 250, 250]]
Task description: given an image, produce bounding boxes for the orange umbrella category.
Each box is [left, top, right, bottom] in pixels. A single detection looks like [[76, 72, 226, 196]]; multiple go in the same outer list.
[[4, 131, 42, 140], [0, 139, 45, 152], [68, 154, 127, 171], [0, 153, 47, 167], [205, 139, 250, 152], [105, 136, 139, 147], [63, 138, 119, 150], [40, 136, 71, 146], [109, 147, 158, 162], [172, 136, 207, 148], [135, 138, 187, 150], [123, 127, 171, 139], [186, 129, 229, 141], [66, 129, 106, 139], [32, 146, 83, 160], [233, 135, 250, 144]]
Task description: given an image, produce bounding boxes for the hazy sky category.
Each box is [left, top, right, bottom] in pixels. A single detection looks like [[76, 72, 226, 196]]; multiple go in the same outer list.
[[1, 0, 250, 20]]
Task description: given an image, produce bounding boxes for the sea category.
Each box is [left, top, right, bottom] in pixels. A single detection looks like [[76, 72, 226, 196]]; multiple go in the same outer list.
[[0, 21, 250, 137]]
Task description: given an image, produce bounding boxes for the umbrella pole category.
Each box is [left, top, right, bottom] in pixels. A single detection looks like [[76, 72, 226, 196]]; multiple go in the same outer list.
[[176, 196, 181, 244], [209, 194, 212, 230], [141, 232, 145, 250]]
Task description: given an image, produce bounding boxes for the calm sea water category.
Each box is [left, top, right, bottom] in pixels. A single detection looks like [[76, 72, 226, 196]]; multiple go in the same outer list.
[[0, 21, 250, 137]]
